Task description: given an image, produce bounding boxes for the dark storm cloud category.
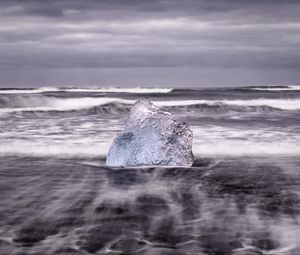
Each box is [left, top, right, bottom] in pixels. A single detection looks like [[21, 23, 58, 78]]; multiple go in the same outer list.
[[0, 0, 300, 86], [2, 0, 299, 21]]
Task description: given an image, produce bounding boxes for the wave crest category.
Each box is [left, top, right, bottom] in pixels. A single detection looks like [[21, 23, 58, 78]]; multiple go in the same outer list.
[[0, 87, 173, 94], [246, 85, 300, 91], [0, 96, 299, 114]]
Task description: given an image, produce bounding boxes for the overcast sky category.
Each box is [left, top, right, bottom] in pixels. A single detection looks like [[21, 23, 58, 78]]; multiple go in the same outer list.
[[0, 0, 300, 87]]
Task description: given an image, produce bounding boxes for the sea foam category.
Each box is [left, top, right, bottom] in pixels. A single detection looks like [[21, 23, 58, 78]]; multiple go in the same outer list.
[[1, 97, 300, 112]]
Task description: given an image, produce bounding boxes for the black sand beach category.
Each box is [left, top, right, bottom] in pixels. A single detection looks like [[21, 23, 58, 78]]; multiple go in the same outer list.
[[0, 86, 299, 254]]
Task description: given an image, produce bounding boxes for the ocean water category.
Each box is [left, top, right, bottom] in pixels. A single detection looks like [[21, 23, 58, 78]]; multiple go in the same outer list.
[[0, 85, 299, 255]]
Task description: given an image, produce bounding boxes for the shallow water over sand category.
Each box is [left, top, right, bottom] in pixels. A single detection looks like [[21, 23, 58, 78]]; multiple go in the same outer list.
[[0, 156, 299, 255], [1, 86, 299, 254]]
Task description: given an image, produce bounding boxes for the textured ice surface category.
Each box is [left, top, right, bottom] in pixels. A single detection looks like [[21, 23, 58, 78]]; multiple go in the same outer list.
[[106, 98, 193, 167]]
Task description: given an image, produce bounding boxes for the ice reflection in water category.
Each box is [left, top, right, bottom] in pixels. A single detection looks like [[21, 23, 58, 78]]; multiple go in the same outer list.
[[0, 157, 299, 255]]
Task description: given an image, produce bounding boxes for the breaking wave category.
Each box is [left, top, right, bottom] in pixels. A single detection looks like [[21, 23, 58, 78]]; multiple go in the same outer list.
[[156, 99, 300, 111], [1, 96, 300, 114], [0, 87, 173, 94], [246, 85, 300, 91], [81, 102, 284, 115], [0, 87, 60, 94], [0, 96, 133, 113], [61, 87, 173, 93]]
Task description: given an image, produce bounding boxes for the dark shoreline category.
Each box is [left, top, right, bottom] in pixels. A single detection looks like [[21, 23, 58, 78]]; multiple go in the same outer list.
[[0, 156, 299, 255]]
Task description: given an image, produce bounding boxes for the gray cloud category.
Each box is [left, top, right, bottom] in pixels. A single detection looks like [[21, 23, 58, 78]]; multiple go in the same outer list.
[[0, 0, 299, 87]]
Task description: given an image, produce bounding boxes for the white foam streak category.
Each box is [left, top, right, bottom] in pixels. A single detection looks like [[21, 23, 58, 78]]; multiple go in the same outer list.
[[156, 99, 300, 110], [192, 126, 300, 156], [0, 97, 133, 113], [62, 87, 173, 93], [218, 99, 300, 110], [249, 85, 300, 91], [0, 87, 173, 94], [193, 142, 300, 157], [1, 97, 300, 113], [1, 142, 299, 158], [1, 134, 299, 158], [0, 87, 59, 94], [0, 141, 110, 158]]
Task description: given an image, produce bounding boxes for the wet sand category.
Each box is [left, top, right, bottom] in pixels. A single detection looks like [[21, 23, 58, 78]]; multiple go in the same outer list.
[[0, 156, 299, 255]]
